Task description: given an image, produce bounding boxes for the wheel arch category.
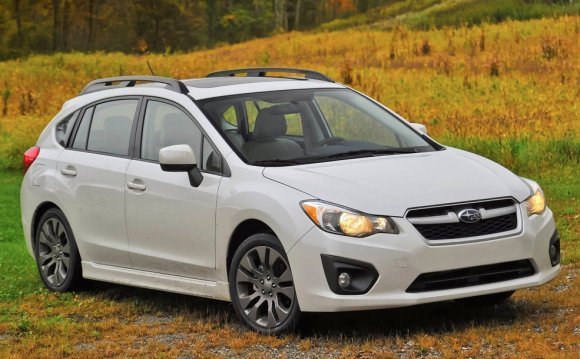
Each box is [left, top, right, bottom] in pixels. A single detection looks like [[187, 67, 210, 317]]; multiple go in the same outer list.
[[31, 201, 63, 253], [226, 219, 275, 275]]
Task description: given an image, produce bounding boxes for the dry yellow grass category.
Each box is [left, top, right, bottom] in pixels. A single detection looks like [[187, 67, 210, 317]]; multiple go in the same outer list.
[[0, 16, 578, 139], [0, 266, 577, 357]]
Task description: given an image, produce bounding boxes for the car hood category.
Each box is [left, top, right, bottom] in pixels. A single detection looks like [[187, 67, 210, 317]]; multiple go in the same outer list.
[[263, 148, 531, 217]]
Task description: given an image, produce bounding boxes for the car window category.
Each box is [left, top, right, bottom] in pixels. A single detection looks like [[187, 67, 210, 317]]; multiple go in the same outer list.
[[245, 100, 302, 137], [55, 111, 79, 147], [202, 136, 221, 173], [72, 107, 94, 150], [315, 95, 400, 147], [222, 106, 237, 128], [141, 100, 202, 163], [86, 100, 138, 156], [284, 113, 303, 136]]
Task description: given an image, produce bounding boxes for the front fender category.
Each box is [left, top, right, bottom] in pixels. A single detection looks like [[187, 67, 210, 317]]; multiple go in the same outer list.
[[215, 171, 315, 281]]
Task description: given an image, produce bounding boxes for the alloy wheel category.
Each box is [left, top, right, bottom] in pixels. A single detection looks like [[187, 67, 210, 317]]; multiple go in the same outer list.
[[235, 245, 295, 329], [37, 218, 71, 287]]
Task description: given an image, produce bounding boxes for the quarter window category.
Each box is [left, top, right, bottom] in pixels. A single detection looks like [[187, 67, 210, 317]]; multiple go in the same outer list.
[[55, 111, 79, 147], [141, 100, 202, 163], [72, 107, 94, 150], [86, 100, 139, 156], [202, 136, 221, 173]]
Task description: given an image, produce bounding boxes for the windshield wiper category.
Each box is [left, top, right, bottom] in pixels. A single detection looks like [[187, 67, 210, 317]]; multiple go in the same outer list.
[[252, 148, 417, 166], [252, 159, 306, 166], [308, 148, 417, 161]]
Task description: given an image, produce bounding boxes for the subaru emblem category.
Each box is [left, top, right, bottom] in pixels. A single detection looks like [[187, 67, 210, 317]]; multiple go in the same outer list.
[[458, 209, 482, 223]]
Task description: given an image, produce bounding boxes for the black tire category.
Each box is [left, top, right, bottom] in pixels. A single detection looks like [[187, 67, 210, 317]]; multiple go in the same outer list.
[[229, 233, 302, 334], [457, 290, 515, 306], [34, 208, 83, 292]]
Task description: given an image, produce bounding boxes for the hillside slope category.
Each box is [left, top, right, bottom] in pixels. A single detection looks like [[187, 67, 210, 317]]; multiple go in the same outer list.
[[320, 0, 580, 31]]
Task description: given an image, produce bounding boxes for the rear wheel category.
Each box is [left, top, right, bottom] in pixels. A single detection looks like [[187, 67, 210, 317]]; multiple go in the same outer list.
[[35, 208, 83, 292], [229, 233, 301, 334]]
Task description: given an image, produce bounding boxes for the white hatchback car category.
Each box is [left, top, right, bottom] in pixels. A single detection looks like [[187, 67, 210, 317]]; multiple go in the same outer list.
[[21, 68, 560, 333]]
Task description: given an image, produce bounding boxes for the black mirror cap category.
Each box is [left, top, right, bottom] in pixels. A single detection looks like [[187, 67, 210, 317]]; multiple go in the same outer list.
[[160, 163, 196, 172], [159, 163, 203, 187]]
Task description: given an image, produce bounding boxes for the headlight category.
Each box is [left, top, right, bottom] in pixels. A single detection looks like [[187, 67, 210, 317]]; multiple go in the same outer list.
[[301, 200, 398, 237], [522, 178, 546, 216], [527, 188, 546, 216]]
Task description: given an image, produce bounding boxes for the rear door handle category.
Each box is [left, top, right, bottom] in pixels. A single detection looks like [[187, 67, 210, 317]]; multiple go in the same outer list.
[[127, 181, 146, 191], [61, 167, 77, 177]]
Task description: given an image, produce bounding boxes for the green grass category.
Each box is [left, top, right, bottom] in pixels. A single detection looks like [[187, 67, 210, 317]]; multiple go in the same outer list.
[[320, 0, 580, 31], [0, 160, 578, 356], [0, 172, 39, 301]]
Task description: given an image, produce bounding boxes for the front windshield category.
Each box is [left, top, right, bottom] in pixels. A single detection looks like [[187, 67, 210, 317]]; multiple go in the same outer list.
[[199, 89, 437, 166]]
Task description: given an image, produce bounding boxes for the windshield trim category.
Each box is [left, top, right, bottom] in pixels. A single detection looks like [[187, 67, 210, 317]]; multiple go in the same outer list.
[[193, 88, 444, 167]]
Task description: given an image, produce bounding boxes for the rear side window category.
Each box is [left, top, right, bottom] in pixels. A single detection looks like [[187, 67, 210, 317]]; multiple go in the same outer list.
[[86, 100, 139, 156], [55, 111, 79, 147], [140, 100, 202, 163], [72, 107, 94, 150]]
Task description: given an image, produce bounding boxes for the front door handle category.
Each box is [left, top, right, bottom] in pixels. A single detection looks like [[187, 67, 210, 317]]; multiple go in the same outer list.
[[127, 181, 146, 191], [61, 167, 77, 177]]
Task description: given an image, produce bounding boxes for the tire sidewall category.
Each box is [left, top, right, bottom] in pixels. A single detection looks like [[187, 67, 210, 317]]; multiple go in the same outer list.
[[35, 208, 82, 292], [228, 233, 301, 334]]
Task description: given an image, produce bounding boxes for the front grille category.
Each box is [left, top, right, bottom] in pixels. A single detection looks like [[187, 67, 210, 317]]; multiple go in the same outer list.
[[414, 213, 517, 240], [406, 260, 535, 293], [407, 198, 519, 241]]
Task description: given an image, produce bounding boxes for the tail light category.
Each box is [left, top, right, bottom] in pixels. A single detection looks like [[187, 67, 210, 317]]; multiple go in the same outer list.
[[23, 146, 40, 173]]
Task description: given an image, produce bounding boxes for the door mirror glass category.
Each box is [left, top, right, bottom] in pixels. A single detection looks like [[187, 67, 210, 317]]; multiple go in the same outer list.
[[411, 123, 427, 135]]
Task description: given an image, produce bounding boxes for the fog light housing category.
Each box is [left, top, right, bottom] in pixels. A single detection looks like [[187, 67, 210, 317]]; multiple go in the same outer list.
[[321, 255, 378, 295], [549, 230, 560, 267], [338, 272, 351, 288]]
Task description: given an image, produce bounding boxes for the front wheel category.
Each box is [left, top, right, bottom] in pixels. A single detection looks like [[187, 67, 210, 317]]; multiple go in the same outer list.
[[229, 233, 301, 334]]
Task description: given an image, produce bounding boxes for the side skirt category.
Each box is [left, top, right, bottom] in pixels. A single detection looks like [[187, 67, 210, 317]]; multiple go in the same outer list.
[[81, 261, 231, 301]]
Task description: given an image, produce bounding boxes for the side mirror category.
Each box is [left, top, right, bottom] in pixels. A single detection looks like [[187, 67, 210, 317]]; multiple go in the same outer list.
[[411, 123, 427, 135], [159, 145, 203, 187]]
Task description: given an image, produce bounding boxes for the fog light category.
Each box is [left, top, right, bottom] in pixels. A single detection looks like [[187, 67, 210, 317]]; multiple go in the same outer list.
[[338, 272, 351, 288]]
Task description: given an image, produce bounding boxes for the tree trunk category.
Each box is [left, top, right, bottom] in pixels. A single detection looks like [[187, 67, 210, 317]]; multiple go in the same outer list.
[[13, 0, 23, 48], [52, 0, 60, 52], [62, 0, 70, 50], [87, 0, 94, 49], [274, 0, 287, 32], [206, 0, 216, 45], [294, 0, 301, 30]]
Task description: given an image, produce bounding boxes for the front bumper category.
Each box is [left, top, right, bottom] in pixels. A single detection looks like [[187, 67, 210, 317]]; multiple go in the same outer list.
[[288, 206, 560, 312]]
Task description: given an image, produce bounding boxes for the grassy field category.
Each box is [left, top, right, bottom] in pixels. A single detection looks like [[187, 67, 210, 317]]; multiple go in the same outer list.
[[0, 13, 578, 358], [0, 169, 578, 357], [319, 0, 580, 31]]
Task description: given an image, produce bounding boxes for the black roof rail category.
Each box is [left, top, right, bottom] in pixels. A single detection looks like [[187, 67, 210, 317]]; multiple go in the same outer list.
[[206, 67, 334, 83], [80, 76, 189, 95]]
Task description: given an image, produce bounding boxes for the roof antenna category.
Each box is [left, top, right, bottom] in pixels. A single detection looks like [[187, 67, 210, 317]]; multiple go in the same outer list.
[[146, 60, 156, 76]]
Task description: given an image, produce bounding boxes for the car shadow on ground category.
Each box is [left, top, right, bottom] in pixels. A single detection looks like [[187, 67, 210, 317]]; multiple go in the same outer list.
[[85, 280, 542, 339]]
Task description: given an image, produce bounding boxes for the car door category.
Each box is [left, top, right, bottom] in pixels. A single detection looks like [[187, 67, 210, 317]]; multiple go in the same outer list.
[[55, 97, 141, 268], [125, 98, 222, 278]]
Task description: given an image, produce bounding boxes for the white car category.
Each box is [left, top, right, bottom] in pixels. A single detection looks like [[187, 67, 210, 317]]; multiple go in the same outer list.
[[21, 68, 560, 333]]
